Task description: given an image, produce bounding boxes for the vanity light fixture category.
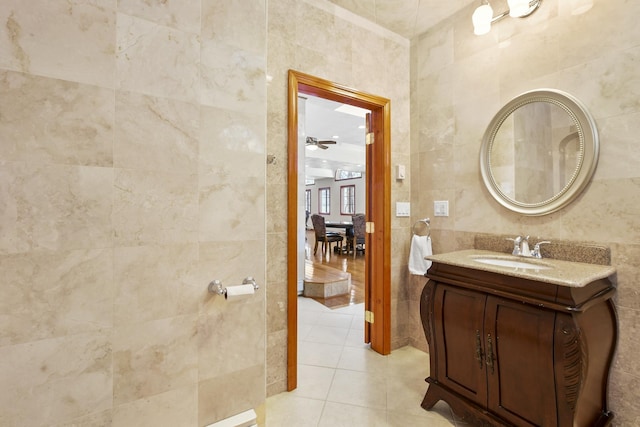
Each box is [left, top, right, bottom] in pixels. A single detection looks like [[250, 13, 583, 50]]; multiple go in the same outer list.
[[472, 0, 542, 35]]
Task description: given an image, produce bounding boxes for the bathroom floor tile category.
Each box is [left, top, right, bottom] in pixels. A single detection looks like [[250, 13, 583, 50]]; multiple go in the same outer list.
[[337, 345, 388, 372], [304, 324, 349, 346], [316, 312, 354, 329], [318, 401, 389, 427], [327, 369, 387, 409], [292, 364, 335, 401], [298, 340, 342, 368], [265, 393, 324, 427], [297, 322, 313, 341]]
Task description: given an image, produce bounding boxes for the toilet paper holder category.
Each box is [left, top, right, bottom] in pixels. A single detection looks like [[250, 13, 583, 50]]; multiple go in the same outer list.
[[208, 276, 259, 296]]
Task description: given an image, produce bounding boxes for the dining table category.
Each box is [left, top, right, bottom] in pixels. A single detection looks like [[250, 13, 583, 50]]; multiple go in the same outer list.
[[324, 221, 354, 253]]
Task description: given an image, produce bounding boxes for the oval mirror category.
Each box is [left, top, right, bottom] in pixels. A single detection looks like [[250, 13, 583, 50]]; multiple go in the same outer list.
[[480, 89, 599, 216]]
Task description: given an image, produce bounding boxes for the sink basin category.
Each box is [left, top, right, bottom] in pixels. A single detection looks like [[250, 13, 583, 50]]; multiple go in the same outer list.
[[471, 256, 553, 270]]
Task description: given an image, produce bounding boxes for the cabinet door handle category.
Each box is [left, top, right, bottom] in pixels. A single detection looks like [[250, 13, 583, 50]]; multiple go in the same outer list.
[[475, 330, 484, 369], [486, 334, 495, 374]]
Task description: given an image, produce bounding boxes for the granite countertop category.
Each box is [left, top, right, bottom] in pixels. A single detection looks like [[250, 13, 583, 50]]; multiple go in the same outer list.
[[426, 249, 616, 288]]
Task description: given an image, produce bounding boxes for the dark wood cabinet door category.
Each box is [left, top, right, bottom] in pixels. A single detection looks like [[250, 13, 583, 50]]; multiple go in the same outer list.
[[434, 285, 488, 405], [485, 297, 557, 427]]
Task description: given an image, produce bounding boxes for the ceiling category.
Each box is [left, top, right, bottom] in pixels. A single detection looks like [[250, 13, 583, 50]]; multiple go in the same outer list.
[[325, 0, 476, 39]]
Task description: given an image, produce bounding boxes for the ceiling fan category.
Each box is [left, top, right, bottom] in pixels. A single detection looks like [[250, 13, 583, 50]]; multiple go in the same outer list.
[[306, 136, 336, 150]]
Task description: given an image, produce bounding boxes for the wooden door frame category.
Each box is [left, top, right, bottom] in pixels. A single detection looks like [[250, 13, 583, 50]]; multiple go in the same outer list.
[[286, 70, 391, 390]]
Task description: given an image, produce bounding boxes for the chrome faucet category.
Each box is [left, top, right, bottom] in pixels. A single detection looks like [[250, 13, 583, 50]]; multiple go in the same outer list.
[[507, 235, 545, 258], [507, 236, 522, 256], [531, 241, 551, 259], [521, 236, 531, 257]]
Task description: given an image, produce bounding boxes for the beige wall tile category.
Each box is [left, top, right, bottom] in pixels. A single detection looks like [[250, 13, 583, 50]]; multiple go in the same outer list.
[[112, 386, 197, 427], [201, 0, 267, 54], [594, 112, 640, 181], [266, 329, 288, 395], [53, 409, 113, 427], [199, 175, 265, 242], [0, 248, 113, 346], [198, 364, 265, 426], [198, 302, 265, 381], [0, 332, 112, 427], [113, 244, 199, 326], [611, 243, 640, 310], [613, 306, 640, 379], [200, 40, 266, 114], [113, 168, 199, 246], [0, 163, 113, 254], [113, 315, 198, 405], [114, 91, 199, 172], [117, 0, 200, 33], [608, 367, 640, 426], [0, 0, 116, 88], [199, 106, 266, 178], [0, 71, 114, 167], [116, 13, 200, 102]]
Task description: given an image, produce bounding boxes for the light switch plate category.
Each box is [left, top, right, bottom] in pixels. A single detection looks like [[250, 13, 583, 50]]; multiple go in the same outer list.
[[396, 164, 406, 180], [434, 200, 449, 217], [396, 202, 410, 217]]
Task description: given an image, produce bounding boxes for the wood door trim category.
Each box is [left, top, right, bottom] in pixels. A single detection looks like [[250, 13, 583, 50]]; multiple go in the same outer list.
[[286, 70, 391, 391]]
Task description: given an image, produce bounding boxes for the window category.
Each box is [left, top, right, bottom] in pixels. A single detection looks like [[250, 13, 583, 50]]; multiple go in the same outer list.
[[305, 189, 311, 213], [340, 185, 356, 215], [318, 187, 330, 214], [335, 169, 363, 181]]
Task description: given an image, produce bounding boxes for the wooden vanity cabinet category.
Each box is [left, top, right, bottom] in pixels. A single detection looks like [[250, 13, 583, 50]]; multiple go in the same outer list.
[[421, 262, 617, 427]]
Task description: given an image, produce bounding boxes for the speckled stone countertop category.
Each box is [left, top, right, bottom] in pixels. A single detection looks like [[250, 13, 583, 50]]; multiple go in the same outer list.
[[426, 249, 616, 288]]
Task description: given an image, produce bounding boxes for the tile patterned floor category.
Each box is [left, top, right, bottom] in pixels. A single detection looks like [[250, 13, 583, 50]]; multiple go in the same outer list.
[[265, 297, 460, 426]]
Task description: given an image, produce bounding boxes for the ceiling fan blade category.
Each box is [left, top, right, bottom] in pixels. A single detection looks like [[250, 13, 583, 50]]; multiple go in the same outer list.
[[317, 140, 336, 145], [317, 144, 329, 149]]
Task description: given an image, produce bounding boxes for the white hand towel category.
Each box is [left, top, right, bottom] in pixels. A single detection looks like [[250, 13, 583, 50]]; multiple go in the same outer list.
[[408, 235, 433, 275]]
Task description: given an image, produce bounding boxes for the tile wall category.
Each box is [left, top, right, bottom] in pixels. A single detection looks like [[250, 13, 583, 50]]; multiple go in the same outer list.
[[410, 0, 640, 424], [0, 1, 267, 426]]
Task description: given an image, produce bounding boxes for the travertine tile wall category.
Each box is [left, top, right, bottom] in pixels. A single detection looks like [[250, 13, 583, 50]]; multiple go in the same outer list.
[[265, 0, 412, 395], [0, 1, 267, 426], [410, 0, 640, 424]]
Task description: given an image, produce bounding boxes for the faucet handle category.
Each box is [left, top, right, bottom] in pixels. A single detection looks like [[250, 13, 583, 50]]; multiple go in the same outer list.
[[506, 236, 522, 256], [532, 241, 551, 258], [520, 235, 531, 257]]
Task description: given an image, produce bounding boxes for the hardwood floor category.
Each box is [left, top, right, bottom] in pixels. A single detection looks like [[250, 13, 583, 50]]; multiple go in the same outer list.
[[304, 230, 365, 309]]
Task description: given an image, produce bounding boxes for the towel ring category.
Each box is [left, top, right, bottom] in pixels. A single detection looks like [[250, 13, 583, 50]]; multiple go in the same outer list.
[[412, 218, 431, 238]]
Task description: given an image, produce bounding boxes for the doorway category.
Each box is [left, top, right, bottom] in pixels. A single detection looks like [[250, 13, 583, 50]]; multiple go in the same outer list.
[[287, 70, 391, 390]]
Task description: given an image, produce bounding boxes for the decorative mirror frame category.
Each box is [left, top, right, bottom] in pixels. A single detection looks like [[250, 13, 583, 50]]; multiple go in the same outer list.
[[479, 89, 599, 216]]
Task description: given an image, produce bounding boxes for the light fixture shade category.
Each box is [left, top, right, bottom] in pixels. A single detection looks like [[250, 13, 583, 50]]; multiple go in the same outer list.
[[508, 0, 531, 17], [472, 4, 493, 35]]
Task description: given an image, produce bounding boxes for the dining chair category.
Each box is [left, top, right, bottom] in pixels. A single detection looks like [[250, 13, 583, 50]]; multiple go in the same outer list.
[[310, 214, 344, 256], [351, 214, 366, 258]]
